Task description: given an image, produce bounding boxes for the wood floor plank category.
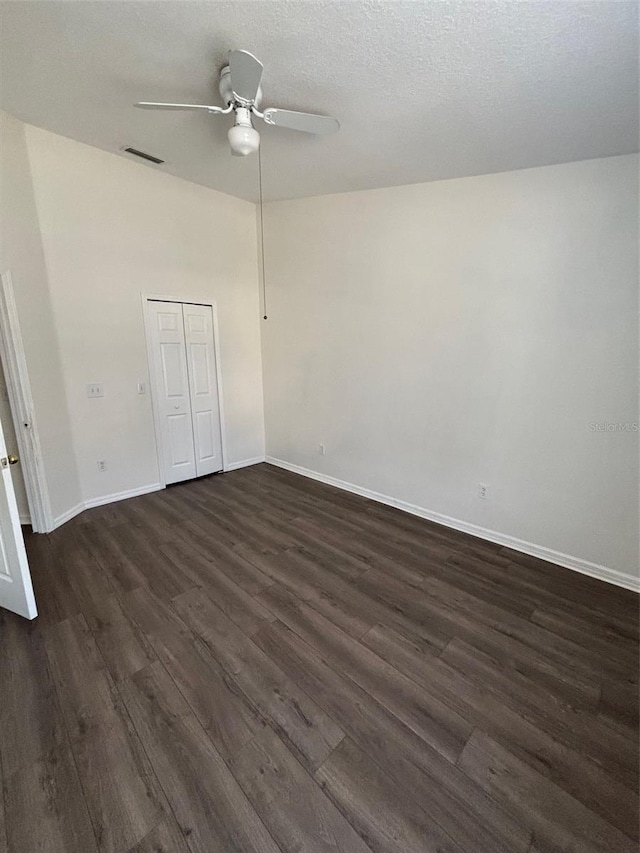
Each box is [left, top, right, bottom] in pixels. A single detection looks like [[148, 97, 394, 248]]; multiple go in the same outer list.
[[94, 612, 157, 684], [236, 545, 377, 638], [530, 606, 639, 668], [324, 499, 457, 560], [22, 532, 82, 627], [362, 623, 638, 839], [69, 710, 167, 853], [78, 523, 150, 595], [75, 500, 128, 529], [459, 730, 637, 853], [44, 614, 121, 735], [194, 476, 281, 515], [120, 662, 281, 853], [122, 499, 182, 545], [160, 538, 275, 636], [238, 522, 370, 582], [258, 584, 474, 763], [45, 615, 169, 852], [174, 517, 275, 596], [46, 527, 121, 632], [172, 587, 345, 770], [0, 612, 69, 778], [362, 499, 501, 556], [230, 725, 373, 853], [0, 759, 7, 853], [116, 524, 198, 601], [405, 549, 537, 619], [418, 575, 636, 684], [294, 508, 455, 579], [447, 550, 639, 639], [441, 636, 639, 792], [123, 587, 264, 759], [253, 620, 531, 853], [499, 547, 638, 621], [125, 818, 191, 853], [598, 678, 640, 739], [160, 488, 264, 554], [355, 564, 601, 709], [316, 737, 465, 853], [64, 581, 160, 686], [242, 464, 366, 515], [3, 746, 98, 853], [219, 506, 301, 555]]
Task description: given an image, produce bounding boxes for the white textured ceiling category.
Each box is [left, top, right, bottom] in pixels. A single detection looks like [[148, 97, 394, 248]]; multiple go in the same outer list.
[[1, 1, 638, 202]]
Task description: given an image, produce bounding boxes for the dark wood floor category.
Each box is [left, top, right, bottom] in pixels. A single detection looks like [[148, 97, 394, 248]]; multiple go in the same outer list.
[[0, 463, 638, 853]]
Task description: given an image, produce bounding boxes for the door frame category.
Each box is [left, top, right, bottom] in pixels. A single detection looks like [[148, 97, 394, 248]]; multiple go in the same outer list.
[[141, 293, 228, 488], [0, 271, 53, 533]]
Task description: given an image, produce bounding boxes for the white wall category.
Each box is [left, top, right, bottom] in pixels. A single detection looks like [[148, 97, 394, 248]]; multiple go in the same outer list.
[[24, 125, 265, 510], [0, 110, 81, 521], [261, 155, 639, 583]]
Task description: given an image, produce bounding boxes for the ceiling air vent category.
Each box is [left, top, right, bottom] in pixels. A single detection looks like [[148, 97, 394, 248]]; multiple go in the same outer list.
[[122, 147, 164, 165]]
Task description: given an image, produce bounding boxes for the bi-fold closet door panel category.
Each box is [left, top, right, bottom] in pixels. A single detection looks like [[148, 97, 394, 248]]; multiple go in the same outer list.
[[183, 303, 223, 478], [148, 300, 223, 485], [148, 301, 196, 484]]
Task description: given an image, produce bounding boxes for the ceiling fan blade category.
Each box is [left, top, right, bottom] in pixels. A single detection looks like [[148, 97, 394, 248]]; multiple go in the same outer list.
[[262, 108, 339, 135], [135, 102, 225, 113], [228, 50, 263, 102]]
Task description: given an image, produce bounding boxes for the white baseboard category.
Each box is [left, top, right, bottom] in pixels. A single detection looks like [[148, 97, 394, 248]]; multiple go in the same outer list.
[[19, 513, 31, 525], [51, 502, 85, 530], [265, 456, 640, 593], [83, 482, 162, 511], [224, 456, 265, 472], [50, 483, 162, 531]]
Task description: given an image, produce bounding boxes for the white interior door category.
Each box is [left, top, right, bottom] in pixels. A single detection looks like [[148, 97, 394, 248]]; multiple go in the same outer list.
[[183, 304, 223, 477], [0, 414, 36, 619], [0, 359, 30, 522], [148, 301, 197, 484]]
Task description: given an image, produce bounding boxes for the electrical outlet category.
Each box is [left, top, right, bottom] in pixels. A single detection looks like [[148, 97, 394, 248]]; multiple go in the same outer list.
[[137, 381, 147, 395], [87, 383, 104, 398], [478, 483, 489, 500], [318, 443, 326, 456], [97, 460, 107, 472]]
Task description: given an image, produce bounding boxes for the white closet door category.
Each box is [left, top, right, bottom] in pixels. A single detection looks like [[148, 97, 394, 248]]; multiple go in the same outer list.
[[148, 301, 197, 484], [183, 304, 223, 476]]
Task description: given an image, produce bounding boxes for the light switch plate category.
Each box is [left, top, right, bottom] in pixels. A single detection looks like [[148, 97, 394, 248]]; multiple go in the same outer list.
[[87, 383, 104, 398]]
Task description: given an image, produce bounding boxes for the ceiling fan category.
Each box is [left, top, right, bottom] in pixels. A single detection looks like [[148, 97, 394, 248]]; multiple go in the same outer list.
[[135, 49, 340, 156]]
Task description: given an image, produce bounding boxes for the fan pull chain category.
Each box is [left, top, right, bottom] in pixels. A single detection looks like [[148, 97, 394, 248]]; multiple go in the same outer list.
[[258, 145, 268, 320]]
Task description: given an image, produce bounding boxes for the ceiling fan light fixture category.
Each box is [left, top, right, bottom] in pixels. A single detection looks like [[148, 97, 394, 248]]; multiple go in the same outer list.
[[228, 123, 260, 156], [228, 107, 260, 156]]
